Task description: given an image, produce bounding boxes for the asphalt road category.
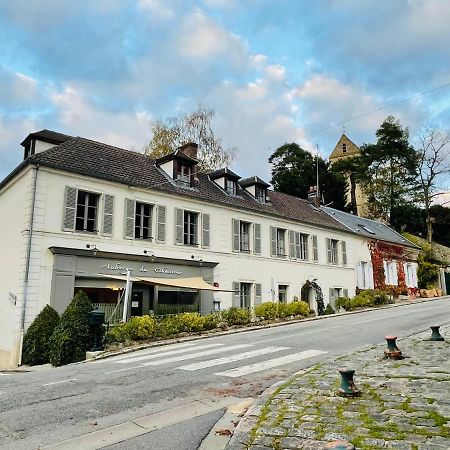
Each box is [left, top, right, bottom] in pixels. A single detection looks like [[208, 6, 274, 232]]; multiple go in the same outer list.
[[0, 298, 449, 450]]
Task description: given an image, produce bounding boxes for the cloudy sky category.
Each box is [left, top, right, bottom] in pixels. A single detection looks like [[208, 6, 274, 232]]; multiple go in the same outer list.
[[1, 0, 450, 186]]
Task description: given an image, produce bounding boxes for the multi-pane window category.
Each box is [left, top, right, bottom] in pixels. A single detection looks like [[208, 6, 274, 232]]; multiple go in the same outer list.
[[277, 228, 286, 256], [75, 190, 99, 232], [240, 221, 251, 252], [240, 283, 252, 308], [294, 232, 308, 260], [255, 185, 266, 203], [327, 238, 339, 265], [134, 202, 152, 239], [278, 285, 288, 303], [183, 211, 198, 245], [384, 261, 398, 285], [176, 163, 192, 186], [225, 178, 237, 196]]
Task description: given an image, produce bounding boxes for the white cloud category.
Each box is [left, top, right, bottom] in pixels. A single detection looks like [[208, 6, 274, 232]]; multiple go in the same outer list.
[[138, 0, 174, 20]]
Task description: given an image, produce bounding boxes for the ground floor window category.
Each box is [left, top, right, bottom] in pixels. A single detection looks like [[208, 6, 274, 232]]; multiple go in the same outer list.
[[278, 284, 288, 303], [157, 288, 199, 315], [240, 282, 252, 308]]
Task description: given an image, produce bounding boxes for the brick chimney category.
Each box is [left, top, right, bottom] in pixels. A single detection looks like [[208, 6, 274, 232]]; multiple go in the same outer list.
[[308, 185, 321, 207], [178, 142, 198, 160]]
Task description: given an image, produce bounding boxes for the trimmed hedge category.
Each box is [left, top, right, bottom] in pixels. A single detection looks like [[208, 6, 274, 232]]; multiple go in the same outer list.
[[255, 301, 310, 320], [22, 305, 60, 366], [220, 307, 251, 326], [49, 291, 93, 367], [335, 289, 390, 312]]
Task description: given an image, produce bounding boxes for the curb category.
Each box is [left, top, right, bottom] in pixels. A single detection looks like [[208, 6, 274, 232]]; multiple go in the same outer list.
[[89, 295, 448, 363]]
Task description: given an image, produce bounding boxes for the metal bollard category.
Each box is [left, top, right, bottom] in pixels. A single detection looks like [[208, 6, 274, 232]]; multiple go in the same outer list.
[[337, 368, 361, 398], [325, 441, 355, 449], [384, 335, 402, 359], [430, 326, 445, 341]]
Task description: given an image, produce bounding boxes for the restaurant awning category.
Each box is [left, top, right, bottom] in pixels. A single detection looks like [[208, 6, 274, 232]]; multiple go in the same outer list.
[[98, 274, 228, 291]]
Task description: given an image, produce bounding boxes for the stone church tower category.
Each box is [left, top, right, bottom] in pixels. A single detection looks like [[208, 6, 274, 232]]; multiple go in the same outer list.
[[329, 134, 368, 216]]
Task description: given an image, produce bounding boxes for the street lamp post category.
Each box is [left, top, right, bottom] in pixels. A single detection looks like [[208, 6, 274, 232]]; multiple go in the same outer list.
[[122, 269, 132, 322]]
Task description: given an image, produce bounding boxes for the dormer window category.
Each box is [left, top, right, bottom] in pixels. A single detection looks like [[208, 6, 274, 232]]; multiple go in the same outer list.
[[225, 178, 237, 196], [255, 185, 266, 203], [239, 176, 270, 203], [208, 167, 241, 196], [176, 162, 192, 186]]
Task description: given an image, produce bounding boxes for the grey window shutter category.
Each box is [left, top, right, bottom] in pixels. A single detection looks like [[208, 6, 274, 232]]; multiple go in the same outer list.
[[124, 198, 135, 239], [341, 241, 347, 266], [253, 223, 261, 255], [270, 226, 277, 256], [255, 283, 262, 305], [329, 288, 336, 308], [232, 219, 240, 252], [232, 282, 241, 307], [288, 230, 295, 259], [202, 213, 210, 248], [156, 205, 166, 243], [326, 238, 332, 264], [63, 186, 77, 230], [175, 208, 184, 244], [312, 235, 318, 262], [343, 288, 349, 298], [303, 234, 309, 260], [102, 194, 114, 235]]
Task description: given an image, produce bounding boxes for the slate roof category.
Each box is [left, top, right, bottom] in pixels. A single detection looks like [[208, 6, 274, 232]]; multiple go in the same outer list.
[[1, 135, 350, 233], [239, 176, 270, 188], [322, 207, 419, 249], [208, 167, 241, 180], [20, 129, 73, 146]]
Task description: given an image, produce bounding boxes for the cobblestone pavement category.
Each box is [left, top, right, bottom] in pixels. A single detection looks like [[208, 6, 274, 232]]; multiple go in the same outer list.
[[227, 326, 450, 450]]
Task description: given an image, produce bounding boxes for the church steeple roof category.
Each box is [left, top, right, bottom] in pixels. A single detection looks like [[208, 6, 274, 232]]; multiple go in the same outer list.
[[329, 133, 360, 160]]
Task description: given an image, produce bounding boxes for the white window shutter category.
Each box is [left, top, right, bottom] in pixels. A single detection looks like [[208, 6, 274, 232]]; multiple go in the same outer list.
[[253, 223, 261, 255], [312, 235, 318, 262], [156, 205, 166, 243], [202, 214, 210, 248], [288, 230, 295, 259], [326, 238, 332, 264], [356, 261, 363, 289], [341, 241, 347, 266], [124, 198, 135, 239], [329, 288, 336, 308], [412, 262, 418, 288], [404, 262, 410, 287], [343, 288, 349, 298], [232, 282, 241, 307], [102, 194, 114, 236], [392, 261, 398, 285], [255, 283, 262, 305], [270, 226, 277, 256], [383, 260, 389, 284], [175, 208, 184, 245], [63, 186, 77, 231], [232, 219, 240, 252]]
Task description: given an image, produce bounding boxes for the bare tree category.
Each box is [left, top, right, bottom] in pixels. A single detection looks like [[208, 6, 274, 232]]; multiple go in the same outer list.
[[417, 127, 450, 243], [144, 107, 235, 171]]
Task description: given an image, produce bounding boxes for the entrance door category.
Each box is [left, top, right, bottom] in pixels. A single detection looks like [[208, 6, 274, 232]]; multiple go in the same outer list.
[[131, 291, 143, 316]]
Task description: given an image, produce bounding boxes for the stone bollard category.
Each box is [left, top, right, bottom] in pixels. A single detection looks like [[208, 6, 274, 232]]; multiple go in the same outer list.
[[324, 441, 355, 450], [430, 326, 445, 341], [337, 368, 361, 398], [384, 335, 402, 359]]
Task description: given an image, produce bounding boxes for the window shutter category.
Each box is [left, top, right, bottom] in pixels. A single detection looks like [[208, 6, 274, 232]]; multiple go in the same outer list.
[[343, 288, 348, 298], [368, 262, 374, 289], [341, 241, 347, 266], [175, 208, 184, 245], [288, 230, 295, 259], [156, 205, 166, 243], [383, 260, 389, 284], [202, 213, 210, 248], [253, 223, 261, 255], [255, 283, 262, 305], [412, 262, 418, 288], [326, 238, 332, 264], [270, 226, 277, 256], [392, 261, 398, 285], [232, 282, 241, 307], [356, 261, 363, 288], [303, 234, 309, 261], [232, 219, 240, 252], [63, 186, 77, 230], [124, 198, 135, 239], [102, 194, 114, 236], [329, 288, 336, 308], [312, 235, 318, 262]]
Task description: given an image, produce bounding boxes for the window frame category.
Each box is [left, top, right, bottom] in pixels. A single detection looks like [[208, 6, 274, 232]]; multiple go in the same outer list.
[[328, 238, 339, 265], [134, 201, 153, 240], [225, 178, 237, 196], [276, 228, 287, 257], [176, 162, 193, 186], [278, 284, 288, 303], [183, 210, 199, 246], [255, 185, 266, 203], [75, 190, 100, 233], [239, 221, 251, 252]]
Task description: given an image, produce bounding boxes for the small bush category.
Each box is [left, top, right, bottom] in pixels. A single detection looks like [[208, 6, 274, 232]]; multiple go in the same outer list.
[[221, 307, 250, 325], [155, 315, 182, 338], [285, 300, 310, 317], [323, 304, 335, 315], [176, 313, 206, 332], [49, 291, 93, 367], [255, 302, 279, 320], [22, 305, 60, 366], [203, 313, 222, 330], [418, 258, 440, 289], [336, 290, 390, 312]]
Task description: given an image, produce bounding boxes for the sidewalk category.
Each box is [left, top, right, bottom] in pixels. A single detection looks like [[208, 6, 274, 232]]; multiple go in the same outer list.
[[227, 325, 450, 450]]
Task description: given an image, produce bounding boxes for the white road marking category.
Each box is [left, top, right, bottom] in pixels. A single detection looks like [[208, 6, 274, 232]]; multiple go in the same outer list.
[[115, 343, 225, 364], [179, 346, 288, 371], [94, 342, 199, 364], [215, 349, 328, 378], [141, 344, 253, 366], [42, 378, 77, 387], [0, 374, 11, 376]]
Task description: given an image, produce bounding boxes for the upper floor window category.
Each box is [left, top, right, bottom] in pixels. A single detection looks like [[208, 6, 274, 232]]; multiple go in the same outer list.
[[76, 190, 99, 232], [295, 232, 308, 260], [326, 238, 339, 265], [135, 202, 153, 240], [276, 228, 286, 257], [255, 185, 266, 203], [225, 178, 237, 196], [240, 221, 251, 252], [176, 163, 192, 186], [184, 210, 198, 246]]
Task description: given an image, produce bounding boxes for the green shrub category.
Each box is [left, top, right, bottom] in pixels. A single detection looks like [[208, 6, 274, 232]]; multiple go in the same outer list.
[[335, 290, 390, 312], [49, 291, 93, 367], [155, 315, 182, 338], [22, 305, 60, 366], [323, 304, 335, 315], [335, 297, 352, 311], [221, 307, 250, 325], [203, 313, 222, 330], [108, 315, 157, 343], [417, 258, 440, 289], [285, 300, 310, 317], [255, 302, 279, 320], [175, 313, 206, 332]]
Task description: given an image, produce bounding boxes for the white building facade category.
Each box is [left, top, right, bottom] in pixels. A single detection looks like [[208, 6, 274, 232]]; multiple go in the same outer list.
[[0, 131, 417, 368]]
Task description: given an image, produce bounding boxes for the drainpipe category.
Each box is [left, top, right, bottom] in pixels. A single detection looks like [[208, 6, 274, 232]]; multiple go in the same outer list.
[[18, 164, 39, 366]]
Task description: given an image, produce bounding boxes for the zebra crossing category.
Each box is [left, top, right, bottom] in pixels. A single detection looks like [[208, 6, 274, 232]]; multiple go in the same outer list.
[[100, 341, 328, 378]]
